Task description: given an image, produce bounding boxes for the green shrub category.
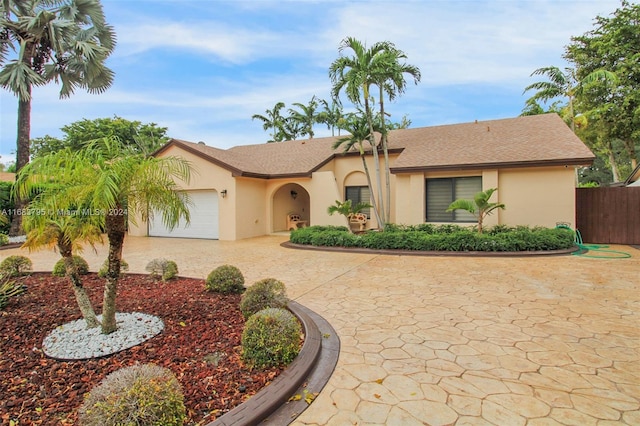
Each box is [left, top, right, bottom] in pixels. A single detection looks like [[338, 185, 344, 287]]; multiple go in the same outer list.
[[0, 234, 8, 246], [0, 255, 32, 277], [0, 181, 13, 235], [240, 278, 288, 319], [52, 256, 90, 277], [97, 259, 129, 278], [205, 264, 245, 293], [78, 363, 186, 426], [290, 225, 575, 252], [241, 308, 301, 368], [145, 258, 179, 281], [0, 274, 25, 310]]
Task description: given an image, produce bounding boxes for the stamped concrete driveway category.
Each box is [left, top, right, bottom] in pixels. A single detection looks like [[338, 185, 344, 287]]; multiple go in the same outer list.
[[8, 235, 640, 425]]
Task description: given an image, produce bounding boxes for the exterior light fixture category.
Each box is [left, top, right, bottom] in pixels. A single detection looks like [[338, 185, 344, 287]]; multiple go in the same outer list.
[[290, 190, 298, 200], [221, 189, 227, 198]]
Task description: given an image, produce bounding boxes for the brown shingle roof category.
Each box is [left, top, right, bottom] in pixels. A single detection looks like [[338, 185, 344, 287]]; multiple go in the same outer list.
[[157, 114, 594, 178]]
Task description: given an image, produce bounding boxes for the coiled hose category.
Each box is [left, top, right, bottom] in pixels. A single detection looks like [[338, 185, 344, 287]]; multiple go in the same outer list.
[[556, 223, 632, 259]]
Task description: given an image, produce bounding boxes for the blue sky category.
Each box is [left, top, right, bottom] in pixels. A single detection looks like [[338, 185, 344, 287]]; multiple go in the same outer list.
[[0, 0, 622, 164]]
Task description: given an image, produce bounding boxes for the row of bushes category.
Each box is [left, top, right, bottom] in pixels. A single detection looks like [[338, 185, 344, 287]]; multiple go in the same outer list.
[[290, 224, 576, 252], [80, 266, 300, 425]]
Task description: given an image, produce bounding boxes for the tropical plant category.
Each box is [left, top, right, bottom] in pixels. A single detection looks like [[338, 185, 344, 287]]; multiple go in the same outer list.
[[317, 98, 344, 136], [16, 138, 192, 334], [565, 1, 639, 172], [446, 188, 505, 234], [287, 95, 320, 139], [252, 102, 288, 142], [0, 272, 25, 310], [327, 199, 372, 234], [97, 258, 129, 278], [330, 37, 421, 227], [0, 0, 116, 234]]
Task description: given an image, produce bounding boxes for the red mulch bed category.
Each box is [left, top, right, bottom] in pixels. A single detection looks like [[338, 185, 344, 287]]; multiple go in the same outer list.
[[0, 273, 283, 425]]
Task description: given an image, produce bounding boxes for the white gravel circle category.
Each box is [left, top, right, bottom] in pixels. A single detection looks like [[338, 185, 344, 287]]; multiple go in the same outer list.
[[42, 312, 164, 360]]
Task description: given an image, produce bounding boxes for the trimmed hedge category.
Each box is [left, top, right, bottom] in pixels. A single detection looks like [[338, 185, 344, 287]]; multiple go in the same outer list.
[[290, 225, 575, 252]]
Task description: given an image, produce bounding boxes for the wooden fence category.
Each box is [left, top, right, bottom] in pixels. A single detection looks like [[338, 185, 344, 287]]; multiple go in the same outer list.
[[575, 187, 640, 244]]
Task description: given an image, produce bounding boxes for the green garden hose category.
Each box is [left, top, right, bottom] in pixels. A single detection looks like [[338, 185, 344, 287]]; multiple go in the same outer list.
[[555, 224, 632, 259]]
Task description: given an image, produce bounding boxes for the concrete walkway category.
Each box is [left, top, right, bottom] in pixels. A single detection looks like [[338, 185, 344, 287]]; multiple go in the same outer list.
[[4, 235, 639, 425]]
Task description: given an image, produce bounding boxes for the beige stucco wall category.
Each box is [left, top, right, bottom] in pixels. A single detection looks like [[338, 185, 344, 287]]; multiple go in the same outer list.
[[129, 145, 237, 240], [140, 143, 578, 240], [393, 166, 576, 229], [498, 166, 577, 228]]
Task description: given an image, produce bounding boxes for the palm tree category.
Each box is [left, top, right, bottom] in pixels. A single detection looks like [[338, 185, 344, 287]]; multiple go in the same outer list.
[[287, 95, 320, 139], [0, 0, 116, 234], [332, 112, 383, 227], [330, 37, 421, 227], [252, 102, 287, 142], [330, 37, 393, 226], [18, 171, 103, 327], [327, 199, 372, 234], [446, 188, 505, 234], [317, 98, 344, 136], [372, 46, 421, 221], [16, 139, 192, 334]]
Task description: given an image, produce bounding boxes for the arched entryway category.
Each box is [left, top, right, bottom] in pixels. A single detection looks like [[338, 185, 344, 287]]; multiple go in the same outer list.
[[272, 183, 310, 232]]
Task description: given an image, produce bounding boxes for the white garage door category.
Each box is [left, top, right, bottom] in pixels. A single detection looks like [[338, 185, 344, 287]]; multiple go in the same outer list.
[[148, 190, 219, 239]]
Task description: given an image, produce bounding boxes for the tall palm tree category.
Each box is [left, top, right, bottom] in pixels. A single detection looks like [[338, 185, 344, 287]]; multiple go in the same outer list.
[[332, 112, 383, 227], [287, 95, 320, 139], [0, 0, 115, 234], [330, 37, 394, 226], [372, 46, 421, 221], [17, 139, 192, 334], [252, 102, 287, 142]]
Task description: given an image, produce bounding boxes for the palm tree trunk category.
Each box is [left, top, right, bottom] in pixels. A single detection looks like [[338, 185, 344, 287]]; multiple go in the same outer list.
[[101, 208, 126, 334], [58, 243, 99, 328], [378, 87, 391, 224], [363, 96, 385, 227], [357, 146, 383, 230], [9, 92, 32, 236]]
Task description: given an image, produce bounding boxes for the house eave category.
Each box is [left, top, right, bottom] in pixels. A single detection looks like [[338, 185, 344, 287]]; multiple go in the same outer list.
[[390, 157, 595, 174]]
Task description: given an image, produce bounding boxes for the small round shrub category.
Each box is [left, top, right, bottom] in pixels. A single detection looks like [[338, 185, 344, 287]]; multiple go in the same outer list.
[[97, 259, 129, 278], [145, 258, 179, 281], [0, 234, 8, 246], [205, 264, 245, 293], [0, 255, 32, 277], [52, 256, 89, 277], [78, 363, 186, 426], [241, 307, 302, 368], [240, 278, 288, 318]]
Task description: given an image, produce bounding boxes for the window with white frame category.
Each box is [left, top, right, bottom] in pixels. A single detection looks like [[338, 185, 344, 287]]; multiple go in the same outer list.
[[345, 186, 372, 218], [426, 177, 482, 222]]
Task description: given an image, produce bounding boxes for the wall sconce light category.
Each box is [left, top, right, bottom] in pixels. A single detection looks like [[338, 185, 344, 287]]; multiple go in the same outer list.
[[290, 190, 298, 200], [221, 189, 227, 198]]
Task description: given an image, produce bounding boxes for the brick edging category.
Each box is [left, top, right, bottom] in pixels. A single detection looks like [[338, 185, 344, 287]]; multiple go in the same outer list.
[[209, 301, 336, 426]]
